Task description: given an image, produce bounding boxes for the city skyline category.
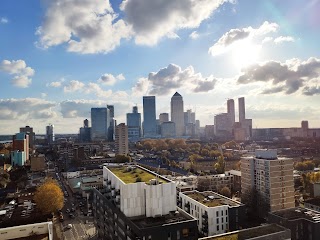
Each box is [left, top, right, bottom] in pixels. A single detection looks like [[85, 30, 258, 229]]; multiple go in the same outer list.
[[1, 0, 320, 134]]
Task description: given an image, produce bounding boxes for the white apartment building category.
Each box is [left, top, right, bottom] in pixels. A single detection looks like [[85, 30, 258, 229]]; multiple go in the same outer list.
[[179, 191, 245, 237], [103, 165, 176, 217]]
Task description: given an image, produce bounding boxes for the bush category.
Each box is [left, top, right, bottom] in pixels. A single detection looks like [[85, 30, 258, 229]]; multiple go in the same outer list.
[[136, 177, 142, 182]]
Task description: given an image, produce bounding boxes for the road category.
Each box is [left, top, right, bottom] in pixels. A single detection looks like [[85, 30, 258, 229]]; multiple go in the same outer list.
[[53, 170, 96, 240]]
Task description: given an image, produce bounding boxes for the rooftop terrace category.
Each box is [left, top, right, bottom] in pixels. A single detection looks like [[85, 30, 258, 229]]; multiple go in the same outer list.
[[184, 191, 240, 207], [109, 166, 169, 184]]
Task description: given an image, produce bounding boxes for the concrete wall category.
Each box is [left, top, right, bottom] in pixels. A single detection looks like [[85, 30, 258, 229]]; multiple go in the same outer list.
[[0, 221, 53, 240]]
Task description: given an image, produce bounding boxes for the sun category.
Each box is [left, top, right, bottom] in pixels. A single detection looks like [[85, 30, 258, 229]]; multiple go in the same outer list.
[[232, 40, 261, 69]]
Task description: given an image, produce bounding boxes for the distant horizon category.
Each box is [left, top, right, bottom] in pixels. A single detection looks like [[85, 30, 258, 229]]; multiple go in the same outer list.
[[1, 0, 319, 134]]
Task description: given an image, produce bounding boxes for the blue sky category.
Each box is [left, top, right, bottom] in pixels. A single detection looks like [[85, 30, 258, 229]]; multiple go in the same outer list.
[[0, 0, 320, 134]]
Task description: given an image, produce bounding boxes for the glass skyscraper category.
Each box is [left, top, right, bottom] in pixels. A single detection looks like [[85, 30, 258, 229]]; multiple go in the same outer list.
[[143, 96, 156, 137], [91, 107, 110, 141], [127, 106, 141, 142]]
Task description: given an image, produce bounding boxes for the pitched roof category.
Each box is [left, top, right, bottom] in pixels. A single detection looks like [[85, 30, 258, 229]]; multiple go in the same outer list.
[[173, 92, 181, 97]]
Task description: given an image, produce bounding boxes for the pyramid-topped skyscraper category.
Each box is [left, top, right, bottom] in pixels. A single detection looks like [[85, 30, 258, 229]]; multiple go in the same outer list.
[[171, 92, 184, 136]]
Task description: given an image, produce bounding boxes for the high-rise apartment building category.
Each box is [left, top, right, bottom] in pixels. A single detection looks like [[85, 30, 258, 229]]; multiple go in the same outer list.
[[115, 123, 128, 155], [171, 92, 184, 136], [46, 124, 54, 144], [143, 96, 157, 137], [19, 126, 35, 149], [241, 149, 295, 212], [12, 132, 29, 166], [93, 165, 198, 240], [227, 99, 235, 126], [91, 108, 110, 141], [126, 106, 141, 142]]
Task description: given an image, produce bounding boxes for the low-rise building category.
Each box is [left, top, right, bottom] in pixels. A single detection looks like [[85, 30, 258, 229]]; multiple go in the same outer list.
[[304, 198, 320, 212], [197, 173, 233, 192], [178, 191, 245, 237], [198, 224, 291, 240], [269, 207, 320, 240]]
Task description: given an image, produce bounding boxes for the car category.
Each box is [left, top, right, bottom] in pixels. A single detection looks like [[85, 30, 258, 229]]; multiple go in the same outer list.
[[69, 213, 75, 219], [67, 224, 72, 229], [59, 214, 64, 222], [66, 209, 70, 213], [71, 208, 75, 212]]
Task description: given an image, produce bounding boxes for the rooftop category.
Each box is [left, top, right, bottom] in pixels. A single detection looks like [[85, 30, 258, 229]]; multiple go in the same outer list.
[[200, 224, 288, 240], [270, 207, 320, 223], [184, 191, 240, 208], [304, 197, 320, 207], [129, 208, 194, 229], [109, 166, 169, 184]]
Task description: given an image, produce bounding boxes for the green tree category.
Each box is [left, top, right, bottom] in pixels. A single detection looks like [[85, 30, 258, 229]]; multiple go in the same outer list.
[[214, 155, 225, 174], [241, 188, 270, 220], [115, 155, 131, 163], [34, 178, 64, 214]]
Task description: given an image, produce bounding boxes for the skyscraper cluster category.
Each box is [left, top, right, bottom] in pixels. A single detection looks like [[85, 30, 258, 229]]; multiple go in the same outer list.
[[214, 97, 252, 141]]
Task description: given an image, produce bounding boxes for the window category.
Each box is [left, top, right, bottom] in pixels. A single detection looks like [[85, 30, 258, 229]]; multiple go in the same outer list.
[[177, 230, 180, 240], [168, 232, 171, 240], [216, 211, 219, 217], [217, 225, 219, 231], [217, 218, 219, 224]]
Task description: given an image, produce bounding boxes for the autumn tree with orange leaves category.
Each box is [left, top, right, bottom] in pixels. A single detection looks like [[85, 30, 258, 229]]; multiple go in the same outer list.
[[34, 178, 64, 214]]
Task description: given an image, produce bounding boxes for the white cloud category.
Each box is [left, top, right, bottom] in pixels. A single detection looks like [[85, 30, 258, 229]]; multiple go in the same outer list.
[[84, 83, 112, 98], [36, 0, 132, 54], [274, 36, 295, 44], [189, 31, 199, 39], [0, 17, 8, 24], [237, 57, 320, 95], [98, 73, 125, 85], [209, 21, 279, 56], [0, 98, 57, 120], [0, 59, 35, 88], [63, 80, 85, 92], [131, 78, 149, 96], [41, 93, 47, 98], [48, 81, 62, 87], [132, 63, 217, 95], [121, 0, 229, 45]]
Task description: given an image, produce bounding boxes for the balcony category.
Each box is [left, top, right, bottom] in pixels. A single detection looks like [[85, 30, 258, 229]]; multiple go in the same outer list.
[[107, 180, 111, 185], [202, 213, 208, 219]]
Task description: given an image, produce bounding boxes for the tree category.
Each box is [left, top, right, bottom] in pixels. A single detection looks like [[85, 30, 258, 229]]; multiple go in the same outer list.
[[115, 154, 131, 163], [241, 188, 270, 220], [214, 155, 225, 174], [220, 186, 231, 198], [34, 178, 64, 214]]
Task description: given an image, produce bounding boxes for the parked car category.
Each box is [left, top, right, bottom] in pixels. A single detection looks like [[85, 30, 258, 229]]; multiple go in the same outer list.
[[66, 209, 70, 213], [67, 224, 72, 229], [69, 213, 75, 219]]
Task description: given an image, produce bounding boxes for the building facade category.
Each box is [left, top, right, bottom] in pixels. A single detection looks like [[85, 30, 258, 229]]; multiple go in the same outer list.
[[178, 191, 245, 237], [92, 165, 198, 240], [46, 124, 54, 144], [143, 96, 157, 138], [241, 149, 295, 212], [107, 105, 115, 141], [171, 92, 184, 137], [91, 108, 110, 141], [19, 126, 35, 149], [161, 121, 176, 138], [115, 123, 128, 155], [159, 113, 169, 123], [127, 106, 141, 142]]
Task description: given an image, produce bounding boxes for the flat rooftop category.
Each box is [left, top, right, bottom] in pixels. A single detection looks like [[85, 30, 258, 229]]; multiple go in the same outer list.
[[109, 166, 169, 184], [304, 197, 320, 207], [271, 207, 320, 223], [184, 191, 240, 208], [200, 224, 287, 240], [129, 208, 194, 229]]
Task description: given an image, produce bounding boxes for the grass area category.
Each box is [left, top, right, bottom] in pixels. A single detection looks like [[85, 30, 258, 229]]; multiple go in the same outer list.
[[187, 192, 223, 207], [110, 167, 169, 184]]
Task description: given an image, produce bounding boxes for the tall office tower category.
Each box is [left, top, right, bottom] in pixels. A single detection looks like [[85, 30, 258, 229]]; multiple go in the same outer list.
[[241, 149, 295, 212], [159, 113, 169, 124], [107, 105, 115, 141], [84, 119, 89, 128], [143, 96, 157, 137], [93, 165, 198, 240], [46, 124, 55, 144], [126, 106, 141, 142], [79, 119, 91, 142], [12, 133, 29, 166], [91, 108, 110, 141], [20, 125, 35, 149], [227, 99, 235, 125], [115, 123, 128, 155], [171, 92, 184, 136], [238, 97, 245, 124]]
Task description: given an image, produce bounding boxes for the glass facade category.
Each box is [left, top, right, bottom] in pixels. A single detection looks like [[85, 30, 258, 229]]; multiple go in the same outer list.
[[91, 108, 110, 141], [143, 96, 156, 137]]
